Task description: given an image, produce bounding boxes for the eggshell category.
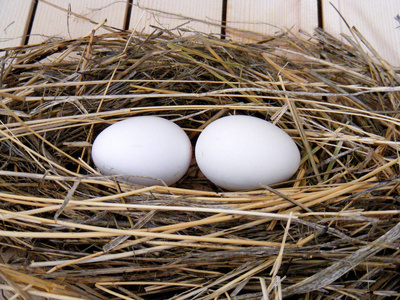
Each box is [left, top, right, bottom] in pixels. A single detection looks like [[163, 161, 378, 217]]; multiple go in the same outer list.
[[195, 115, 301, 191], [92, 116, 192, 186]]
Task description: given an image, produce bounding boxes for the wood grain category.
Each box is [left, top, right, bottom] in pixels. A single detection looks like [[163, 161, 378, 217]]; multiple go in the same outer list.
[[1, 1, 399, 68], [0, 0, 35, 48], [226, 0, 319, 42], [323, 0, 400, 66], [28, 0, 128, 44], [130, 0, 223, 35]]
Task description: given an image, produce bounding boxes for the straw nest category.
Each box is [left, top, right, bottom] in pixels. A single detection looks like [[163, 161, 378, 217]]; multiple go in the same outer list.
[[0, 26, 399, 300]]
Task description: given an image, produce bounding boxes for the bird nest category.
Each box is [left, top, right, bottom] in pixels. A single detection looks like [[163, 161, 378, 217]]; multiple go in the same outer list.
[[0, 26, 399, 299]]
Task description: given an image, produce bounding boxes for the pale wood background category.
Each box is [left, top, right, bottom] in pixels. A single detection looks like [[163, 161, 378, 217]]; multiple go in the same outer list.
[[0, 0, 399, 66]]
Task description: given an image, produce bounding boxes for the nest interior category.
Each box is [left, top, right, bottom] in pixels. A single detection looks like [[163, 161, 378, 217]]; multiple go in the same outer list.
[[0, 26, 400, 300]]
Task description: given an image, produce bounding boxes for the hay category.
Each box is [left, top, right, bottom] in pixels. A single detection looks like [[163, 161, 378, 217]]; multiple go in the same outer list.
[[0, 26, 399, 299]]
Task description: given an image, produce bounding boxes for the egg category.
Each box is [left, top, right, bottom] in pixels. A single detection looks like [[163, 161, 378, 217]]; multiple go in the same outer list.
[[195, 115, 301, 191], [92, 116, 192, 186]]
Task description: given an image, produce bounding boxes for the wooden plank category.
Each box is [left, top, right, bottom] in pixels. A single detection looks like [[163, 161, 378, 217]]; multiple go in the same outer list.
[[323, 0, 400, 66], [0, 0, 35, 48], [28, 0, 129, 44], [130, 0, 223, 35], [226, 0, 319, 42]]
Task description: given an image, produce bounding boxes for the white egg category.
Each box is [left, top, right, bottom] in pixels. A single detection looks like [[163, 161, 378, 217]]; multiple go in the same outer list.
[[92, 116, 192, 186], [195, 115, 301, 191]]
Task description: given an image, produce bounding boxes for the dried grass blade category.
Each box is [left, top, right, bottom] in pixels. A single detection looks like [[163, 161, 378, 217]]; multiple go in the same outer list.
[[307, 70, 370, 110], [54, 179, 81, 220], [270, 212, 293, 278], [283, 221, 400, 297], [278, 75, 321, 182], [0, 268, 30, 300], [203, 259, 276, 300]]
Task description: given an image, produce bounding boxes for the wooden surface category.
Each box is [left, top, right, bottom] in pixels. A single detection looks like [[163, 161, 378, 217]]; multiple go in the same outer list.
[[323, 0, 400, 68], [0, 0, 399, 66], [0, 0, 35, 47], [29, 0, 129, 44], [130, 0, 223, 35], [226, 0, 318, 41]]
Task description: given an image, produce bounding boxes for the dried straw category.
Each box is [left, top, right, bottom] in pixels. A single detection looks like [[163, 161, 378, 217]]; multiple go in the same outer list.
[[0, 24, 399, 300]]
